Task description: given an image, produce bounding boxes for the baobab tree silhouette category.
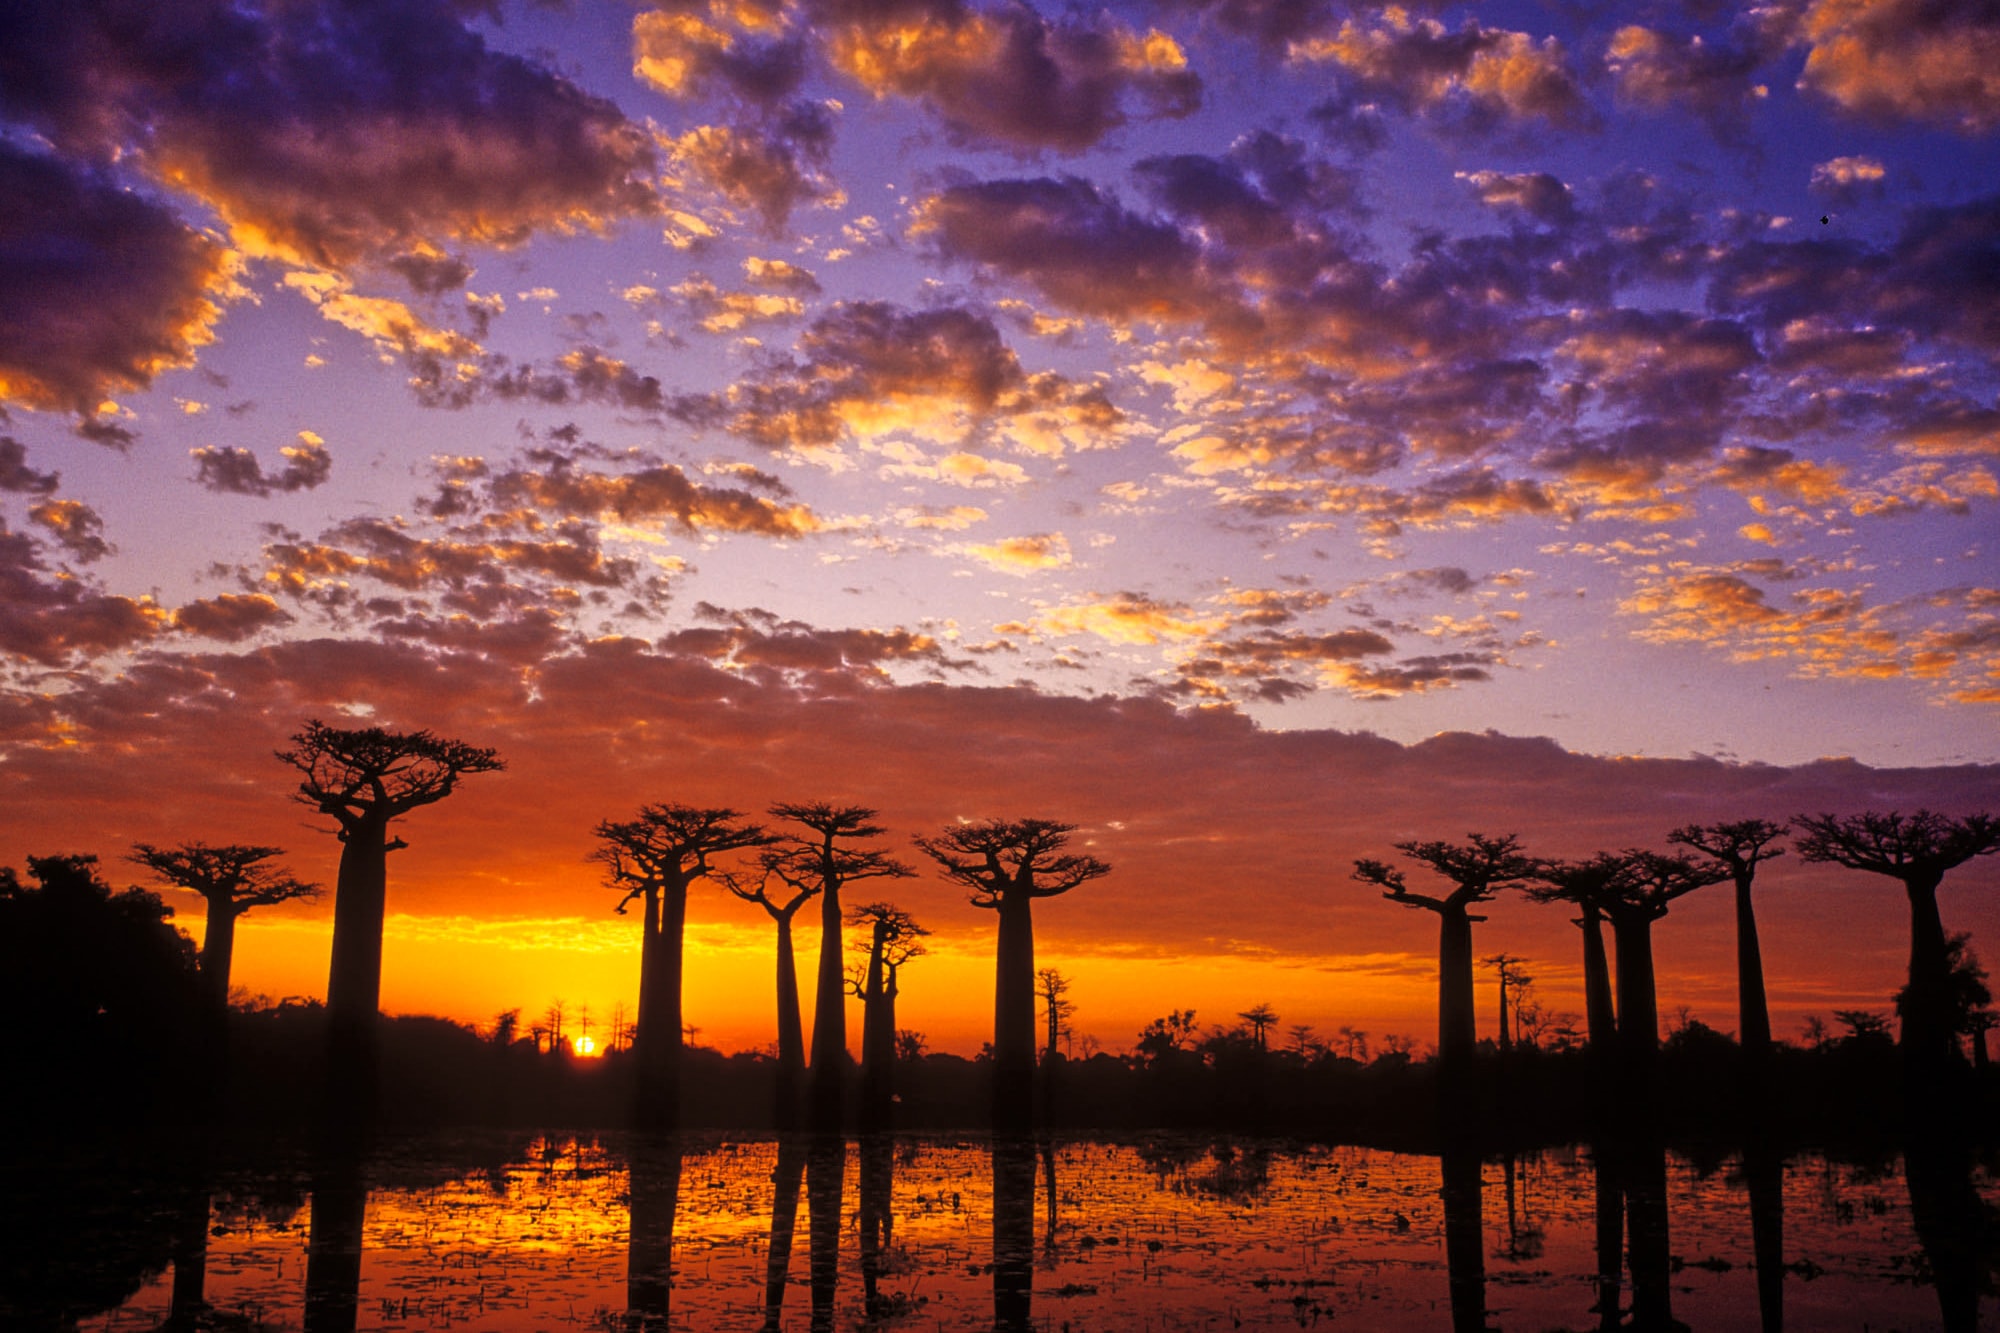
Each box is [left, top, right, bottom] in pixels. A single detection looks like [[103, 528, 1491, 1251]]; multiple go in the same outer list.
[[276, 720, 501, 1103], [1480, 955, 1530, 1054], [1524, 855, 1629, 1062], [846, 901, 927, 1131], [918, 818, 1110, 1133], [1792, 809, 2000, 1092], [1354, 833, 1536, 1092], [1670, 820, 1787, 1073], [1596, 850, 1729, 1091], [1039, 968, 1075, 1063], [1238, 1002, 1279, 1054], [766, 803, 912, 1131], [724, 865, 819, 1128], [592, 804, 775, 1127], [129, 842, 317, 1016]]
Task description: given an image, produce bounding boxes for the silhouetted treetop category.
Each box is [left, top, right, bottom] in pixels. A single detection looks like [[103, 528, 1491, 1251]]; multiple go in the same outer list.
[[593, 805, 776, 908], [277, 721, 504, 827], [847, 901, 929, 965], [1354, 833, 1537, 914], [1524, 852, 1637, 906], [766, 802, 913, 888], [1792, 810, 2000, 882], [917, 818, 1111, 905], [129, 842, 319, 912], [1669, 820, 1788, 874], [1601, 850, 1731, 921]]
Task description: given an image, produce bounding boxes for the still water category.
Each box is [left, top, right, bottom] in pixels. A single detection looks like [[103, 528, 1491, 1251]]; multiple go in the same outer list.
[[48, 1134, 1998, 1331]]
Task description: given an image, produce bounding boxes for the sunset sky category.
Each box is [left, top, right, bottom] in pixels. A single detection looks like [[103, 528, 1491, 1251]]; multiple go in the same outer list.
[[3, 0, 1997, 1057]]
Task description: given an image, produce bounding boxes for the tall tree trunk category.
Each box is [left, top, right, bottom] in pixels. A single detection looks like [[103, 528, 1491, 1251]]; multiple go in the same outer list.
[[199, 901, 238, 1016], [1734, 867, 1773, 1064], [774, 914, 804, 1130], [859, 922, 893, 1131], [1437, 906, 1477, 1075], [1902, 873, 1955, 1088], [807, 883, 846, 1130], [633, 886, 667, 1126], [1580, 905, 1617, 1051], [325, 810, 390, 1031], [324, 809, 390, 1119], [993, 892, 1037, 1133], [1611, 915, 1660, 1097], [643, 884, 689, 1128], [1496, 972, 1511, 1053]]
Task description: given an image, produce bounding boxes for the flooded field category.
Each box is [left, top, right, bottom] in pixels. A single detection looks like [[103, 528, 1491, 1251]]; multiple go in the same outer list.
[[39, 1134, 1998, 1331]]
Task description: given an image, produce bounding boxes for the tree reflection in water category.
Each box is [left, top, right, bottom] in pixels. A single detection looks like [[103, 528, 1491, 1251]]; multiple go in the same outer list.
[[31, 1132, 1998, 1331], [1440, 1146, 1489, 1333], [993, 1137, 1036, 1332], [805, 1136, 844, 1333], [302, 1151, 366, 1333], [858, 1133, 893, 1317], [622, 1136, 682, 1331], [761, 1136, 806, 1332]]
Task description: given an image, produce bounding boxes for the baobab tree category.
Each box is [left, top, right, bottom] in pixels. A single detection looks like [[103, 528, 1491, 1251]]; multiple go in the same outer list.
[[1669, 820, 1787, 1069], [917, 818, 1110, 1133], [593, 804, 775, 1126], [1792, 810, 2000, 1088], [1038, 969, 1075, 1063], [766, 803, 912, 1130], [129, 842, 317, 1015], [1353, 833, 1537, 1082], [1481, 955, 1530, 1054], [1238, 1002, 1279, 1054], [276, 721, 502, 1062], [847, 902, 927, 1129], [1597, 850, 1729, 1090], [1523, 855, 1627, 1058], [725, 867, 820, 1128]]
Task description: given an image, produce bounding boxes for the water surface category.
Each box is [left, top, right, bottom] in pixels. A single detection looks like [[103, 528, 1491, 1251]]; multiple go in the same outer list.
[[51, 1134, 1997, 1331]]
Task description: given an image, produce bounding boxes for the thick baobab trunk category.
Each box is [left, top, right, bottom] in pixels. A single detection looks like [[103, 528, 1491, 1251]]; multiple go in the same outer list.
[[1496, 971, 1512, 1053], [774, 914, 805, 1129], [638, 885, 689, 1127], [199, 902, 239, 1015], [1579, 905, 1617, 1052], [993, 893, 1038, 1133], [325, 810, 391, 1033], [1734, 868, 1773, 1062], [1901, 873, 1956, 1085], [1611, 915, 1660, 1096], [807, 884, 846, 1130], [1436, 906, 1477, 1074], [859, 921, 894, 1131]]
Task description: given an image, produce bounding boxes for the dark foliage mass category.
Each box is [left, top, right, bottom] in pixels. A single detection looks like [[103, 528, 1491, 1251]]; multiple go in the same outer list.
[[0, 855, 202, 1121]]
